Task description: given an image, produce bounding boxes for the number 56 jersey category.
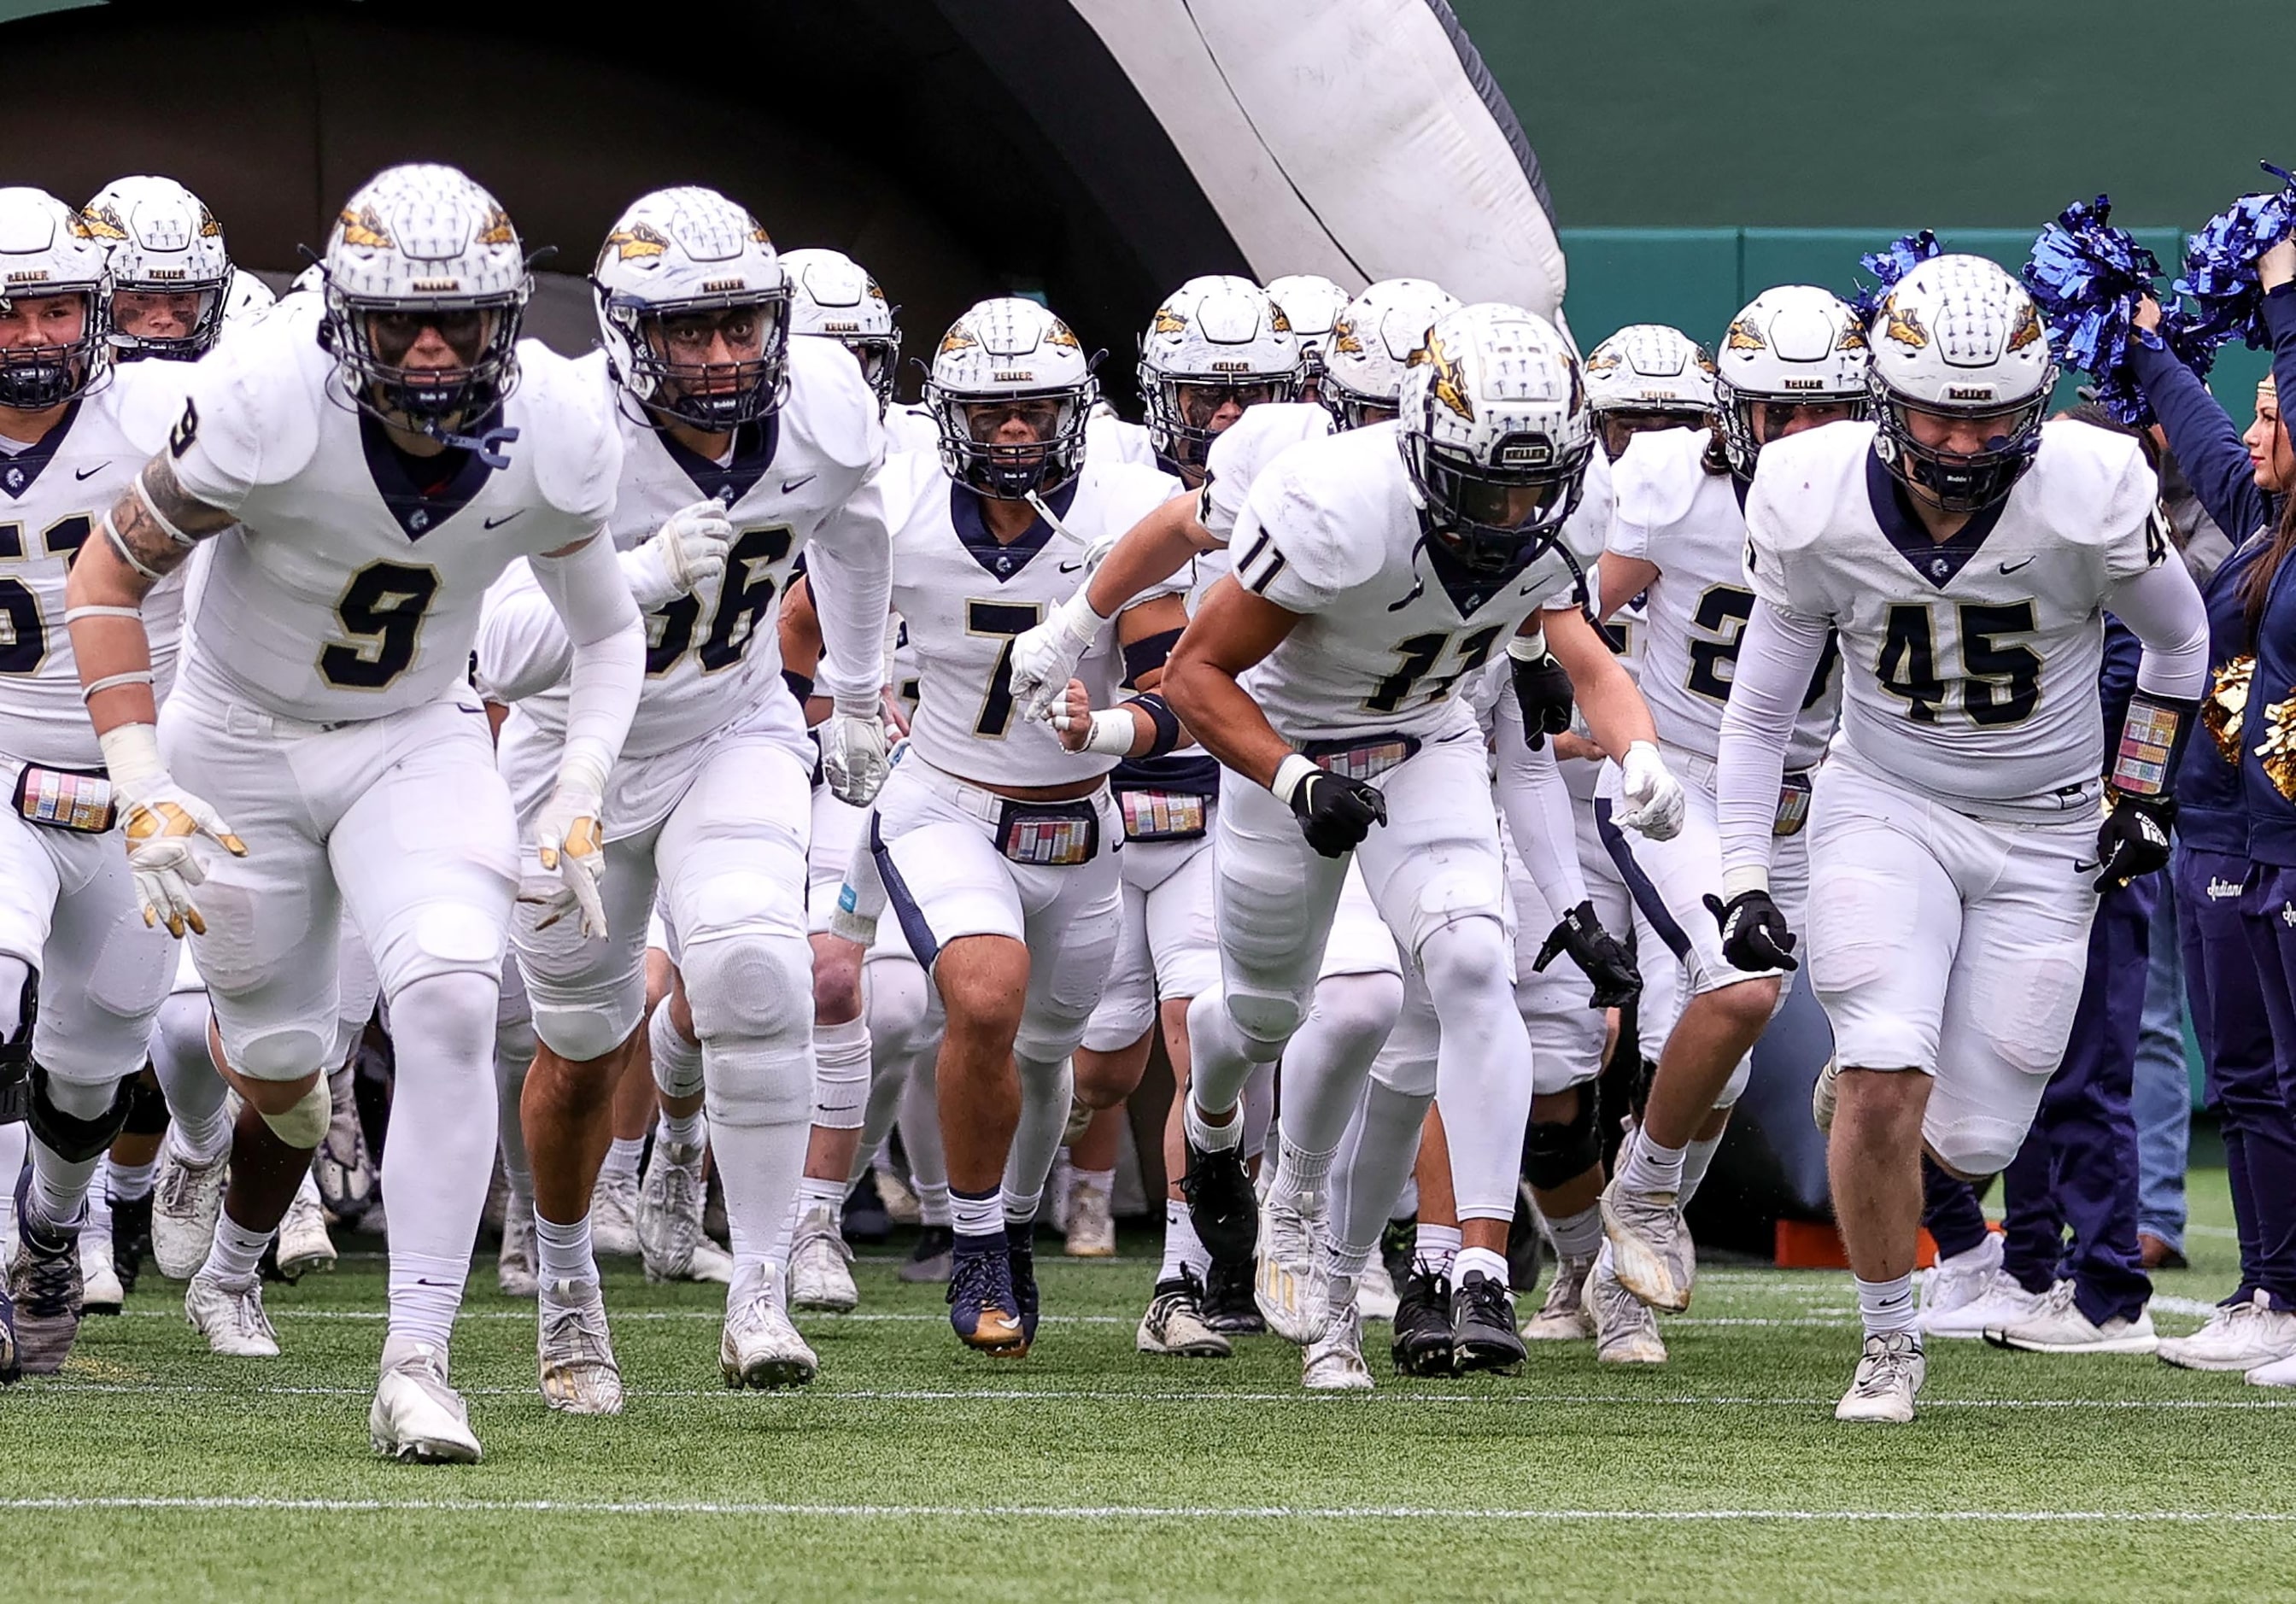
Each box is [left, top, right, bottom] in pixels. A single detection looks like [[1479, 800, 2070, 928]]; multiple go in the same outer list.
[[164, 293, 619, 724], [1744, 419, 2164, 811], [1228, 420, 1607, 742]]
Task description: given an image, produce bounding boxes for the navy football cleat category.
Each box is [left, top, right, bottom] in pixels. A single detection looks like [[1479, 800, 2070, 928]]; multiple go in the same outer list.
[[1006, 1220, 1040, 1345], [947, 1237, 1029, 1357]]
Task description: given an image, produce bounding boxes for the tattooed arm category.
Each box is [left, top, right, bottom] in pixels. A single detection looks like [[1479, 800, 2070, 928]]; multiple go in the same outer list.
[[65, 452, 236, 735]]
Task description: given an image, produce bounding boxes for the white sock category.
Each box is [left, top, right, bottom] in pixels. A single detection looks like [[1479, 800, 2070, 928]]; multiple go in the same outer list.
[[1184, 1093, 1243, 1155], [534, 1210, 597, 1286], [1456, 1244, 1508, 1288], [172, 1103, 231, 1167], [1002, 1185, 1043, 1226], [85, 1185, 111, 1238], [107, 1156, 159, 1204], [1159, 1200, 1212, 1281], [657, 1108, 706, 1150], [1678, 1133, 1725, 1209], [202, 1211, 272, 1287], [796, 1174, 845, 1218], [1618, 1129, 1687, 1197], [1414, 1222, 1461, 1279], [599, 1136, 644, 1184], [1856, 1273, 1919, 1338], [917, 1181, 952, 1228], [952, 1185, 1004, 1242], [1071, 1167, 1115, 1203], [1272, 1131, 1336, 1200], [1547, 1203, 1602, 1264]]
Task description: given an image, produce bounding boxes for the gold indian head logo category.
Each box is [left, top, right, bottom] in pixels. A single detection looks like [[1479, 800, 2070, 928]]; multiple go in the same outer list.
[[337, 205, 395, 251], [1724, 315, 1766, 354], [603, 222, 669, 263], [1883, 296, 1930, 350]]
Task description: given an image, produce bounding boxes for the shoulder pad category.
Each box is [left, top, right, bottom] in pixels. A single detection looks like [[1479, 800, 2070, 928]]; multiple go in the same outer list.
[[1205, 402, 1332, 489], [784, 336, 885, 476], [1249, 429, 1396, 595], [1744, 420, 1872, 555], [2025, 419, 2156, 546], [1610, 425, 1707, 534], [518, 342, 623, 524]]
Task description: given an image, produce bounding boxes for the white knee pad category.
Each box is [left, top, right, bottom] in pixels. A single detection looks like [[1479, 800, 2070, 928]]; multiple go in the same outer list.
[[228, 1022, 333, 1085], [1220, 986, 1303, 1060], [1923, 1109, 2027, 1181], [260, 1076, 331, 1149], [1713, 1051, 1754, 1110], [689, 933, 815, 1130], [648, 1004, 705, 1101]]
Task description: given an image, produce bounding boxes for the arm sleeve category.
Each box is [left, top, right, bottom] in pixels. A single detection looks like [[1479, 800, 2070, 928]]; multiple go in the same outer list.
[[527, 530, 645, 784], [805, 471, 893, 709], [1715, 598, 1831, 895], [2106, 553, 2211, 701], [1493, 698, 1590, 915], [2129, 339, 2269, 546], [472, 565, 574, 705]]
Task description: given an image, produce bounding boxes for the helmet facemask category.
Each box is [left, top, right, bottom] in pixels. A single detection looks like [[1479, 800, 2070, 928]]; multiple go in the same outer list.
[[1595, 403, 1709, 462], [1139, 369, 1299, 471], [929, 383, 1092, 501], [108, 280, 227, 362], [1871, 368, 2050, 514], [0, 286, 105, 411], [1405, 425, 1591, 575], [606, 285, 791, 432], [840, 328, 900, 413], [1714, 377, 1869, 478], [327, 282, 529, 440]]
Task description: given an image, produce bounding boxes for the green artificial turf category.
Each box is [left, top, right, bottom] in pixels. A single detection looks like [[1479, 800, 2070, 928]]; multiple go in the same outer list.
[[4, 1169, 2293, 1602]]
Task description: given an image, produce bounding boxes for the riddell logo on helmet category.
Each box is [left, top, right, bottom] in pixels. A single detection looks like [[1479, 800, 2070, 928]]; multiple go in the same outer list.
[[1948, 385, 1996, 402]]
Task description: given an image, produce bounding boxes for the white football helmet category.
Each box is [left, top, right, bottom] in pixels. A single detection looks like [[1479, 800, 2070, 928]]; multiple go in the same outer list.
[[594, 185, 788, 433], [1868, 254, 2059, 512], [81, 176, 231, 360], [1399, 302, 1593, 572], [926, 296, 1095, 500], [1265, 272, 1348, 372], [0, 187, 112, 411], [1322, 277, 1461, 430], [1137, 274, 1302, 471], [322, 163, 530, 440], [1713, 285, 1868, 477], [221, 269, 276, 327], [782, 247, 899, 413]]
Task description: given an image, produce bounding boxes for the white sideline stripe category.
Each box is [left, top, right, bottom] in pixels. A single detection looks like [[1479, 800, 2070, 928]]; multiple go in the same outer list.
[[1, 1495, 2290, 1524], [2151, 1295, 2222, 1319]]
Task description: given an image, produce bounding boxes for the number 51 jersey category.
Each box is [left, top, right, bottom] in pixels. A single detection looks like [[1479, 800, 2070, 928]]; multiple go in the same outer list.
[[165, 293, 619, 724], [1744, 418, 2164, 811], [1228, 420, 1607, 742]]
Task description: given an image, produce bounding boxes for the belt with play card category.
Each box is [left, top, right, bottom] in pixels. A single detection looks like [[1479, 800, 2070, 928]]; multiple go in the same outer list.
[[1301, 732, 1421, 784], [11, 761, 115, 834], [1774, 770, 1813, 838], [995, 797, 1102, 867], [1116, 789, 1207, 842]]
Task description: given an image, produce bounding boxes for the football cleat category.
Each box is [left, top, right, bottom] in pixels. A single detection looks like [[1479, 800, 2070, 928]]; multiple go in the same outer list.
[[1179, 1136, 1258, 1267], [590, 1168, 641, 1258], [2246, 1351, 2296, 1387], [110, 1191, 153, 1294], [1303, 1302, 1375, 1391], [184, 1271, 280, 1358], [1519, 1255, 1596, 1341], [1835, 1331, 1925, 1425], [1009, 1220, 1041, 1345], [371, 1338, 482, 1463], [721, 1264, 818, 1389], [79, 1219, 124, 1316], [946, 1238, 1028, 1357], [1063, 1178, 1116, 1259], [1450, 1270, 1525, 1374], [899, 1225, 954, 1285], [685, 1235, 734, 1285], [1600, 1176, 1694, 1312], [1917, 1232, 2003, 1332], [9, 1172, 84, 1374], [314, 1069, 377, 1224], [2157, 1291, 2296, 1372], [1589, 1250, 1667, 1365], [273, 1174, 337, 1282], [538, 1278, 624, 1414], [150, 1136, 228, 1280], [1255, 1186, 1332, 1344], [1920, 1271, 2048, 1341], [1389, 1268, 1454, 1376], [636, 1139, 707, 1284], [497, 1208, 537, 1298], [787, 1201, 858, 1312], [1137, 1269, 1232, 1358], [1356, 1255, 1400, 1322], [1984, 1281, 2158, 1355], [1202, 1256, 1265, 1335], [875, 1164, 923, 1227]]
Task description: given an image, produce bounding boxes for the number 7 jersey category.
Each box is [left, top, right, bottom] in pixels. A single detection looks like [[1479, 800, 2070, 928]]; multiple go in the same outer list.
[[1744, 418, 2164, 809]]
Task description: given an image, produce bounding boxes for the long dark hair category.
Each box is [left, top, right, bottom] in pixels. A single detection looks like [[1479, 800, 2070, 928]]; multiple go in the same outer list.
[[2241, 491, 2296, 636]]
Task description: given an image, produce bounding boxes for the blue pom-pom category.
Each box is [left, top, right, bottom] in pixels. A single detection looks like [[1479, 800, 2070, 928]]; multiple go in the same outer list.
[[1850, 230, 1942, 320], [2174, 160, 2296, 360], [2020, 195, 2167, 424]]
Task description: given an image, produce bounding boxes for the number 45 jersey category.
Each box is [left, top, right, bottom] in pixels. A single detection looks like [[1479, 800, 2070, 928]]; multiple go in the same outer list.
[[166, 293, 619, 724], [1744, 419, 2164, 811], [1228, 419, 1607, 742]]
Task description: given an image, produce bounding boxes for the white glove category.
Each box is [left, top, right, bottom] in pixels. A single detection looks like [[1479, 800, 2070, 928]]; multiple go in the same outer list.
[[1010, 588, 1109, 726], [820, 694, 892, 806], [619, 498, 732, 610], [99, 723, 248, 939], [523, 754, 610, 937], [1613, 740, 1686, 840]]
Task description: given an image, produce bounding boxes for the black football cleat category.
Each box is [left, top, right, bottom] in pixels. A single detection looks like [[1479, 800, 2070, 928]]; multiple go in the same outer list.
[[1390, 1268, 1455, 1376], [1450, 1270, 1526, 1375], [1180, 1138, 1259, 1267]]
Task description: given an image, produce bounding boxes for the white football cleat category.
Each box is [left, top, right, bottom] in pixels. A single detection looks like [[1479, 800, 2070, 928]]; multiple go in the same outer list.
[[590, 1169, 641, 1258], [1302, 1302, 1374, 1391], [685, 1235, 734, 1285], [721, 1265, 818, 1389], [1589, 1249, 1666, 1365], [2246, 1351, 2296, 1387], [875, 1163, 922, 1226], [370, 1338, 482, 1463], [1835, 1332, 1925, 1424], [1137, 1271, 1231, 1358], [274, 1173, 337, 1281], [1599, 1176, 1693, 1312], [184, 1272, 280, 1358], [150, 1137, 228, 1280], [636, 1139, 707, 1284], [1356, 1256, 1400, 1322], [1984, 1280, 2158, 1355], [1921, 1269, 2049, 1340], [497, 1207, 537, 1298], [80, 1221, 124, 1316], [1063, 1178, 1116, 1259], [1520, 1255, 1596, 1341], [1254, 1186, 1331, 1344], [2157, 1291, 2296, 1372], [1917, 1232, 2004, 1332], [787, 1202, 858, 1313], [537, 1278, 624, 1414]]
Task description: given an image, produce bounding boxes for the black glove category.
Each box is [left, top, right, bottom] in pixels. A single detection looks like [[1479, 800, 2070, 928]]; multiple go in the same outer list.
[[1703, 889, 1798, 972], [1508, 644, 1573, 751], [1287, 769, 1387, 858], [1532, 899, 1641, 1008], [2094, 793, 2176, 892]]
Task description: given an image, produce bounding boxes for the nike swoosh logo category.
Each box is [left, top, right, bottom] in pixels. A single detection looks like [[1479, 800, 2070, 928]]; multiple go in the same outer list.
[[1057, 560, 1084, 574], [74, 465, 103, 480], [1999, 556, 2034, 574], [2074, 858, 2102, 874], [782, 473, 817, 494], [483, 512, 524, 529]]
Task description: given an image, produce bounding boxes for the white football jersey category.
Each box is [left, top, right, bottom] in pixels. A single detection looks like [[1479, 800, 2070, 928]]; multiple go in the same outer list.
[[1230, 421, 1604, 742], [1199, 402, 1332, 547], [166, 295, 619, 724], [1611, 426, 1840, 770], [885, 403, 941, 459], [0, 364, 196, 769], [1745, 419, 2164, 808], [1086, 409, 1157, 469], [887, 453, 1180, 787]]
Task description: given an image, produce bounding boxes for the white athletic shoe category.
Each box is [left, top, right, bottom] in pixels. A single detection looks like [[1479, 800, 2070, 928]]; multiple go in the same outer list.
[[1599, 1176, 1693, 1312], [1520, 1256, 1596, 1341], [1303, 1302, 1374, 1391], [1356, 1256, 1400, 1322], [636, 1139, 707, 1284], [1255, 1186, 1332, 1344], [150, 1136, 228, 1280], [1137, 1270, 1232, 1358], [1063, 1179, 1116, 1259], [1985, 1280, 2158, 1355], [538, 1278, 624, 1414], [1918, 1232, 2004, 1332], [184, 1271, 280, 1358], [80, 1222, 124, 1316], [686, 1236, 734, 1285], [370, 1338, 482, 1463], [1835, 1332, 1925, 1424], [875, 1163, 922, 1226], [2245, 1351, 2296, 1387], [1921, 1270, 2050, 1341], [497, 1207, 537, 1298], [787, 1202, 858, 1313], [1589, 1249, 1666, 1365], [591, 1169, 641, 1258], [2158, 1291, 2296, 1372], [274, 1174, 337, 1281], [721, 1266, 818, 1389]]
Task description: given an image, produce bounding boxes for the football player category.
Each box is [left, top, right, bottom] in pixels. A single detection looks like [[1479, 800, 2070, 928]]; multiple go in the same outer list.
[[64, 164, 646, 1460], [477, 187, 889, 1408], [1265, 272, 1349, 404], [1583, 323, 1716, 463], [1712, 255, 2209, 1423]]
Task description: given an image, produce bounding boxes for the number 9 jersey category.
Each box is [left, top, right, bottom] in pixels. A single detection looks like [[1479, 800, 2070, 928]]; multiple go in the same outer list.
[[164, 293, 620, 723], [1744, 418, 2164, 811]]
